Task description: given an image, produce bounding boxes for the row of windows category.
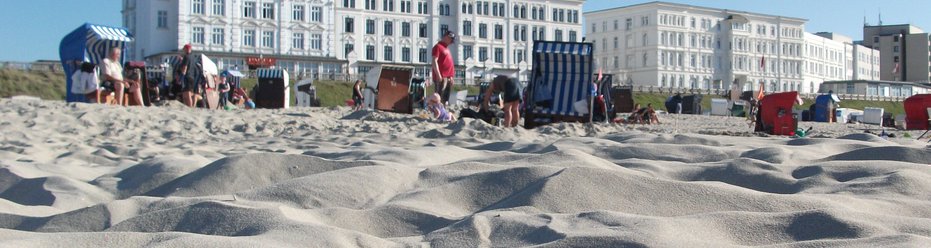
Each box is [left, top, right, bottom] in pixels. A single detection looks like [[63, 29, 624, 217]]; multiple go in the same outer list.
[[345, 18, 434, 38], [593, 16, 650, 33], [364, 20, 416, 37], [190, 27, 322, 50], [191, 0, 225, 16]]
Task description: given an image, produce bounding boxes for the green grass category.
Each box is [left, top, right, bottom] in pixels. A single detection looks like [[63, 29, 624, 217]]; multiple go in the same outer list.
[[0, 69, 66, 100]]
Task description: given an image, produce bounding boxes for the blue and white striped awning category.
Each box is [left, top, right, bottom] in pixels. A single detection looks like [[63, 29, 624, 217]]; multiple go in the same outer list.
[[88, 25, 134, 42], [256, 68, 288, 79], [529, 41, 594, 117], [84, 25, 133, 65], [533, 41, 592, 56]]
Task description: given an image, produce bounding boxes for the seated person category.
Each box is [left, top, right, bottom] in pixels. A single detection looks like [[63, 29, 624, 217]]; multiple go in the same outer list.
[[230, 87, 255, 109], [122, 68, 145, 106], [644, 103, 661, 124], [70, 62, 101, 103], [427, 93, 456, 122]]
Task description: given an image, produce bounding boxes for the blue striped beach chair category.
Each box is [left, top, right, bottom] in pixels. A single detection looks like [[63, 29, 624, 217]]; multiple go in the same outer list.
[[524, 41, 595, 128], [59, 23, 134, 103]]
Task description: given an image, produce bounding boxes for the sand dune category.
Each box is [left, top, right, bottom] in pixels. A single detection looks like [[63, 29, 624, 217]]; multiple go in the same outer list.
[[0, 98, 930, 247]]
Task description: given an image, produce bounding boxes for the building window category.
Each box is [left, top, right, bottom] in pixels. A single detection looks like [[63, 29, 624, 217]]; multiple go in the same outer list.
[[343, 0, 356, 8], [402, 22, 411, 37], [516, 49, 524, 63], [365, 19, 375, 34], [243, 29, 255, 46], [554, 29, 563, 42], [463, 45, 473, 60], [244, 2, 256, 18], [262, 31, 274, 48], [365, 0, 376, 10], [192, 0, 205, 15], [440, 24, 449, 37], [310, 34, 321, 50], [479, 23, 487, 39], [494, 24, 503, 40], [401, 0, 409, 13], [419, 23, 427, 38], [293, 5, 305, 21], [384, 46, 393, 61], [479, 47, 488, 61], [345, 43, 354, 57], [894, 46, 900, 53], [614, 56, 620, 69], [345, 17, 354, 33], [402, 47, 411, 62], [261, 3, 274, 19], [419, 48, 428, 62], [292, 32, 304, 49], [157, 11, 168, 28], [463, 21, 472, 36], [212, 0, 225, 16], [569, 30, 577, 42], [384, 21, 394, 36], [366, 45, 375, 60], [383, 0, 395, 12], [212, 28, 224, 45], [192, 27, 205, 44], [494, 48, 504, 63], [311, 7, 322, 22]]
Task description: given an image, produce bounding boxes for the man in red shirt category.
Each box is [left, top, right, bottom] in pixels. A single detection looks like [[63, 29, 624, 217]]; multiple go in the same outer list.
[[432, 31, 457, 104]]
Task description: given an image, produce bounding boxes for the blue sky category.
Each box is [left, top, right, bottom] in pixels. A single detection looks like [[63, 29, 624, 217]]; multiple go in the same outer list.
[[0, 0, 928, 62]]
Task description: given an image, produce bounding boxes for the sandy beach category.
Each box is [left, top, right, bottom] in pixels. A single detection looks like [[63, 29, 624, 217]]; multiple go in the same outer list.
[[0, 98, 929, 247]]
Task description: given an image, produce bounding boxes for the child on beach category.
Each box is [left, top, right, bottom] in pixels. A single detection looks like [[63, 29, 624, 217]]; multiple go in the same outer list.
[[427, 93, 456, 122]]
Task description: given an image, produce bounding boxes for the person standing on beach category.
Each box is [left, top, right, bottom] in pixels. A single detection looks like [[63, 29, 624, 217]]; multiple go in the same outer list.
[[431, 31, 457, 104], [178, 44, 196, 107], [352, 80, 365, 111], [101, 47, 125, 105]]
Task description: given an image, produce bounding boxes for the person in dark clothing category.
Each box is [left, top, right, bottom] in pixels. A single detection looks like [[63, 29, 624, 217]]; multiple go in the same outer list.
[[352, 80, 364, 111], [178, 44, 197, 107], [482, 75, 522, 127]]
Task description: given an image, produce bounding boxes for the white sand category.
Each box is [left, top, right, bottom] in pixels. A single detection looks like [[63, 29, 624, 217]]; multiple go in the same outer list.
[[0, 98, 930, 247]]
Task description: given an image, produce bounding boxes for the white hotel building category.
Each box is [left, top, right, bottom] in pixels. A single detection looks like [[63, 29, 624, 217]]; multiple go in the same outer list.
[[122, 0, 584, 81], [584, 2, 879, 93]]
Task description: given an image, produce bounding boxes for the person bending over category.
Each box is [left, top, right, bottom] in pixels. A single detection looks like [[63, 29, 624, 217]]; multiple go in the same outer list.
[[482, 75, 522, 127]]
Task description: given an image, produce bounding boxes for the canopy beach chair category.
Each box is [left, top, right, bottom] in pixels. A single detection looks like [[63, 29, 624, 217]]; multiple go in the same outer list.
[[59, 23, 134, 103], [523, 41, 594, 128], [253, 68, 290, 109]]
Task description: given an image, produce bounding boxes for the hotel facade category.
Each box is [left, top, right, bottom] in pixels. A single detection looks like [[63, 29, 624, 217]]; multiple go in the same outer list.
[[122, 0, 584, 82], [584, 2, 879, 93]]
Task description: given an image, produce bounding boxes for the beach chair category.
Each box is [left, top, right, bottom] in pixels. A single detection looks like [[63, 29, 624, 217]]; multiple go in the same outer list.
[[364, 65, 417, 114], [758, 92, 800, 136], [523, 41, 594, 128], [904, 94, 931, 133], [59, 23, 134, 103], [254, 68, 290, 109], [918, 108, 931, 141]]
